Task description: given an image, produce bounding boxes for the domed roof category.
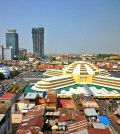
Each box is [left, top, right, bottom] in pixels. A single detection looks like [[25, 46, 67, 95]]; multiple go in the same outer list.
[[63, 61, 100, 76]]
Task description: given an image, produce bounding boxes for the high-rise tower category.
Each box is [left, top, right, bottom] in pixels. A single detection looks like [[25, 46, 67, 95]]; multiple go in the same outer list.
[[6, 29, 19, 58], [32, 27, 44, 58]]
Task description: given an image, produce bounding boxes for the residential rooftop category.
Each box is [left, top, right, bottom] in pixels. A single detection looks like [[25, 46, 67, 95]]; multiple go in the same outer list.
[[0, 103, 11, 114], [0, 93, 14, 99]]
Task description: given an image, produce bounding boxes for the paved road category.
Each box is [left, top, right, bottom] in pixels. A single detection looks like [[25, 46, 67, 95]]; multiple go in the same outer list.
[[1, 70, 41, 92], [98, 100, 120, 132], [106, 109, 120, 132]]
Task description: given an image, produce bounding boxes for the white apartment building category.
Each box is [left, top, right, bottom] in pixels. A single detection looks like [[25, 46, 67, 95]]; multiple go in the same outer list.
[[0, 46, 3, 60], [3, 47, 14, 60]]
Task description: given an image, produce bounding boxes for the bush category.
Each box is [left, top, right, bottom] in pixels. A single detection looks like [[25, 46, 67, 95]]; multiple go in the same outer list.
[[0, 73, 4, 80]]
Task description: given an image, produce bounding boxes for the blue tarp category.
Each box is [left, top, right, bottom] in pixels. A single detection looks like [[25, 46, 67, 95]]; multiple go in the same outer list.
[[0, 93, 3, 97], [98, 116, 111, 125]]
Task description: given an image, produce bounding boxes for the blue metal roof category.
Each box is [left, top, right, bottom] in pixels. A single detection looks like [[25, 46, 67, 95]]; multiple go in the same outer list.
[[0, 64, 7, 68], [98, 116, 111, 125]]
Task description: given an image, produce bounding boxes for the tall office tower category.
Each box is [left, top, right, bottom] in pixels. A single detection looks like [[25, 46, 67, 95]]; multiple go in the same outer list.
[[6, 29, 19, 58], [32, 27, 44, 58]]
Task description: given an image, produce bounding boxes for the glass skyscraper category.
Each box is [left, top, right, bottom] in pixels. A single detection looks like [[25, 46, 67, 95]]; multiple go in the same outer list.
[[32, 27, 44, 58], [6, 29, 19, 58]]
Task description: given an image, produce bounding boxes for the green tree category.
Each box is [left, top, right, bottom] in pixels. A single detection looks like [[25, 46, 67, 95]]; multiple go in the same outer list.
[[50, 57, 56, 62], [19, 57, 27, 60], [0, 73, 4, 80]]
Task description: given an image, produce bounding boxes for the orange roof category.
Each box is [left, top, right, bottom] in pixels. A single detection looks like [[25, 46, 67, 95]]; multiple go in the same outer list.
[[58, 99, 75, 108], [109, 56, 118, 59], [0, 93, 14, 99], [39, 99, 45, 104]]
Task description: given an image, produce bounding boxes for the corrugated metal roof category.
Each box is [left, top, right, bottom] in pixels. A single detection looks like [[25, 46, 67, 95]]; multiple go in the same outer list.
[[98, 116, 111, 125], [84, 108, 98, 116], [58, 122, 67, 126], [22, 103, 35, 110], [92, 122, 105, 129], [25, 93, 38, 100]]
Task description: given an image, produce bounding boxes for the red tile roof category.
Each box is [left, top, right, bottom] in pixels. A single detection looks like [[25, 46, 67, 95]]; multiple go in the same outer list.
[[0, 93, 14, 99]]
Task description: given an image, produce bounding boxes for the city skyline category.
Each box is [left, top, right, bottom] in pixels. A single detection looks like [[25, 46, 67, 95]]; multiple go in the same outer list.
[[0, 0, 120, 54]]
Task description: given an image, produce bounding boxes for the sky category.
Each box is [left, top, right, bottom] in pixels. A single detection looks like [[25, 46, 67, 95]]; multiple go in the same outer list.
[[0, 0, 120, 54]]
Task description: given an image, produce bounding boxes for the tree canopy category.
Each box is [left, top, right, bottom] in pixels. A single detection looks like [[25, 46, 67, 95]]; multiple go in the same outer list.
[[0, 73, 4, 80]]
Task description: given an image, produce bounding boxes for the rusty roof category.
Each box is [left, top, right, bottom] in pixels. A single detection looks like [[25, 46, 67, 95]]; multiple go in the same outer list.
[[58, 99, 75, 108], [17, 105, 45, 134], [74, 114, 85, 122], [57, 110, 86, 123], [24, 104, 45, 119], [46, 97, 57, 103], [88, 128, 111, 134], [67, 120, 88, 133], [19, 116, 44, 129], [0, 103, 11, 114], [16, 126, 43, 134], [58, 114, 73, 122]]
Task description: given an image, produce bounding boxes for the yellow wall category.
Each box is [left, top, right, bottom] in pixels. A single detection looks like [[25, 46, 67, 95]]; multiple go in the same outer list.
[[73, 74, 92, 84], [17, 102, 24, 111], [12, 114, 22, 123], [73, 75, 80, 83]]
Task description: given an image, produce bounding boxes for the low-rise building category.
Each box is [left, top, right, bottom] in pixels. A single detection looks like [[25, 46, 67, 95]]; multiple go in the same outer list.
[[46, 90, 57, 111], [0, 93, 16, 106], [84, 108, 98, 121], [24, 93, 39, 104], [0, 103, 12, 134], [16, 104, 45, 134], [22, 103, 35, 114], [81, 100, 99, 110]]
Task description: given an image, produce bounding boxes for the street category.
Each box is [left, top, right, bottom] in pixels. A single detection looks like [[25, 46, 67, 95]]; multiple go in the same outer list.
[[98, 99, 120, 132]]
